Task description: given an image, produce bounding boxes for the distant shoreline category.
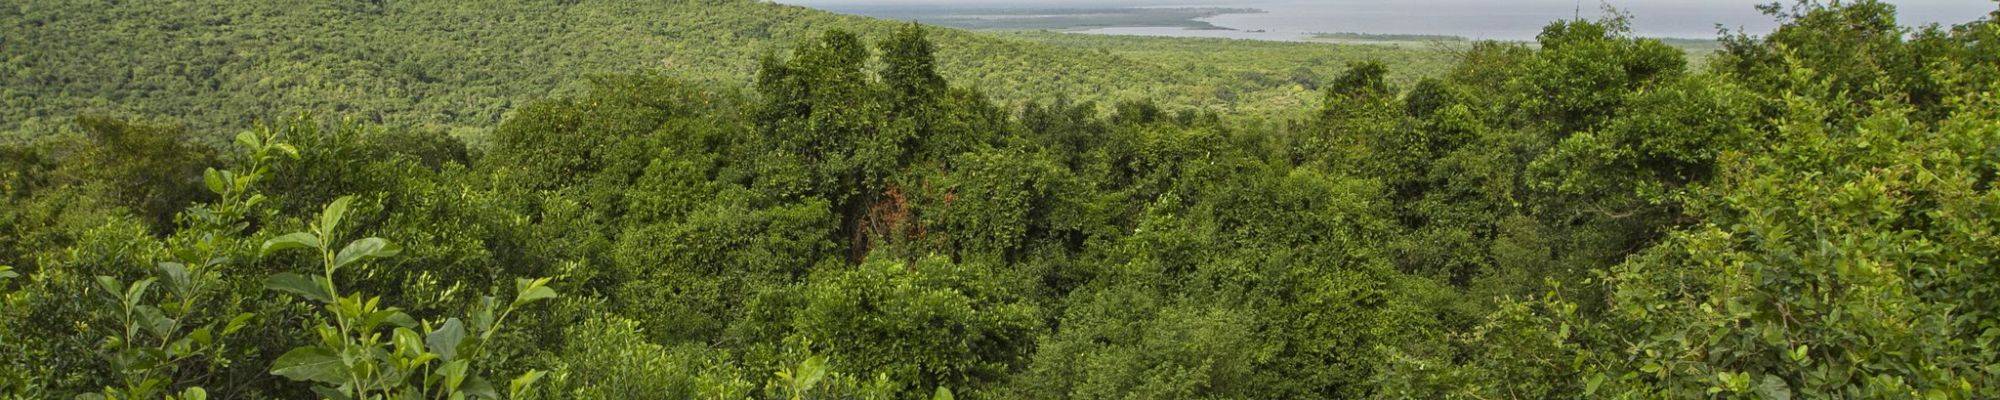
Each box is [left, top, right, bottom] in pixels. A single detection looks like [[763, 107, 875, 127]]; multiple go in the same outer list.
[[1179, 7, 1266, 31], [818, 6, 1266, 31], [820, 4, 1725, 47], [1309, 32, 1469, 42]]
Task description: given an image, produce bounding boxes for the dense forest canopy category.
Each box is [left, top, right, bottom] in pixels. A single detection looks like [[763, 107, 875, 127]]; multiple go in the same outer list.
[[808, 6, 1260, 31], [3, 1, 2000, 399], [0, 0, 1449, 137]]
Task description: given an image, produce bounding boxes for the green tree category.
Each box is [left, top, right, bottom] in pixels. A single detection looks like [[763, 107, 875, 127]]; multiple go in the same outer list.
[[791, 256, 1039, 397], [880, 23, 947, 116]]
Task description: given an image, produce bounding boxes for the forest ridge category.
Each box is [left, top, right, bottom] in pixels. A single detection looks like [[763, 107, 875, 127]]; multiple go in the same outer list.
[[0, 0, 1445, 136], [3, 1, 2000, 399]]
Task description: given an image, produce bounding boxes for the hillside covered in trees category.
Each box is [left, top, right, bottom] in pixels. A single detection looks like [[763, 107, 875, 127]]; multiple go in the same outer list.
[[4, 1, 2000, 399], [0, 0, 1450, 137]]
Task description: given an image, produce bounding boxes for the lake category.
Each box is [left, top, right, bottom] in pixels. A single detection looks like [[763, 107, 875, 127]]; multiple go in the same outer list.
[[1075, 0, 1995, 41]]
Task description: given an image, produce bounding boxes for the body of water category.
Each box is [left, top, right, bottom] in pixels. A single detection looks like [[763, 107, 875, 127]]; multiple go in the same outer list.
[[1079, 0, 1995, 41]]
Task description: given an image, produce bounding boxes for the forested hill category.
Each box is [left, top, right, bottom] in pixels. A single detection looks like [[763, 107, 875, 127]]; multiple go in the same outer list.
[[0, 0, 1438, 135], [6, 1, 2000, 398]]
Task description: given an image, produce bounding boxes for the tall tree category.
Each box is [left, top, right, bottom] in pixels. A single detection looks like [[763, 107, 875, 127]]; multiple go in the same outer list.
[[879, 23, 947, 116]]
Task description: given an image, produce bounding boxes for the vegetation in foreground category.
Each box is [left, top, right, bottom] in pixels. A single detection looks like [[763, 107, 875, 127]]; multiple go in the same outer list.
[[2, 1, 1999, 399]]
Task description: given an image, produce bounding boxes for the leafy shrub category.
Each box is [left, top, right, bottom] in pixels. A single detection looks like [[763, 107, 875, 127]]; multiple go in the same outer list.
[[793, 256, 1040, 396], [261, 195, 559, 399]]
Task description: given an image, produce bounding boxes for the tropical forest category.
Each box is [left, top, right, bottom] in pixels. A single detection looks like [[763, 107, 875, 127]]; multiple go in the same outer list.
[[2, 0, 1998, 399]]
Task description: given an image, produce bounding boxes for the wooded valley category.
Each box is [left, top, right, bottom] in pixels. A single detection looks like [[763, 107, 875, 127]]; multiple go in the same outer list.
[[3, 1, 1998, 399]]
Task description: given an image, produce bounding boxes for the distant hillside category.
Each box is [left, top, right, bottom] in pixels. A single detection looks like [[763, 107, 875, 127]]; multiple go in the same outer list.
[[993, 31, 1456, 112], [0, 0, 1450, 135], [811, 6, 1260, 30]]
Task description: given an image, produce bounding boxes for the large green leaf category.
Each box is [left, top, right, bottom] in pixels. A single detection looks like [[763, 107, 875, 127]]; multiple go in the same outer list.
[[272, 143, 301, 159], [379, 310, 418, 329], [393, 327, 427, 356], [234, 130, 261, 152], [509, 370, 547, 399], [511, 277, 557, 307], [264, 273, 333, 304], [427, 318, 467, 362], [270, 346, 347, 384], [321, 196, 355, 234], [203, 168, 226, 195], [438, 359, 470, 391], [261, 232, 321, 256], [223, 312, 256, 335], [1755, 375, 1792, 400], [123, 278, 155, 310], [462, 375, 498, 399], [157, 262, 190, 294], [92, 275, 124, 302], [136, 305, 175, 338], [515, 286, 556, 306], [333, 237, 401, 270], [309, 385, 352, 400], [797, 356, 827, 392]]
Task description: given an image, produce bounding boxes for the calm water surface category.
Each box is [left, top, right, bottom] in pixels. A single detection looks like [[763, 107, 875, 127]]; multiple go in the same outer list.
[[1081, 0, 1995, 41]]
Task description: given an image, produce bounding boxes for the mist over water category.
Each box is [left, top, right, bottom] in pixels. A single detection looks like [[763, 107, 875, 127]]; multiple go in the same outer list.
[[785, 0, 1997, 41], [1188, 0, 1993, 40]]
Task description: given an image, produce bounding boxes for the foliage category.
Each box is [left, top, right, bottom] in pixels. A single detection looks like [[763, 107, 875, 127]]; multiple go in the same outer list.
[[0, 0, 1464, 137], [261, 195, 558, 399], [70, 116, 219, 230], [4, 1, 1998, 399], [75, 127, 292, 400], [793, 257, 1039, 392], [843, 6, 1257, 31]]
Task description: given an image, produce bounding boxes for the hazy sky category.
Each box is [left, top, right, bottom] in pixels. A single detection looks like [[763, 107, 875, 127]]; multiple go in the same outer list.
[[774, 0, 1993, 17], [773, 0, 1994, 40], [778, 0, 1987, 6]]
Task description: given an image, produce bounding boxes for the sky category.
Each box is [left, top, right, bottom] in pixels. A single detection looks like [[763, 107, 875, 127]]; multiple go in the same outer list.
[[778, 0, 1191, 5], [777, 0, 1989, 6], [772, 0, 1996, 40]]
